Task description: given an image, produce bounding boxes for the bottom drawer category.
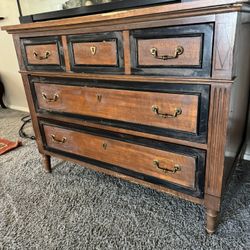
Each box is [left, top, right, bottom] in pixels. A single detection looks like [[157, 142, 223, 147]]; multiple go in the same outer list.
[[40, 120, 206, 197]]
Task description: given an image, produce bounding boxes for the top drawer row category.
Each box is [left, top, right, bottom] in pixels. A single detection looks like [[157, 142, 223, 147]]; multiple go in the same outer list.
[[20, 23, 214, 77]]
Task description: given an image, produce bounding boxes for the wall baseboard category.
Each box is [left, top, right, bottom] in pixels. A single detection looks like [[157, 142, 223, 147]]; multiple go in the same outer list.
[[7, 105, 29, 113]]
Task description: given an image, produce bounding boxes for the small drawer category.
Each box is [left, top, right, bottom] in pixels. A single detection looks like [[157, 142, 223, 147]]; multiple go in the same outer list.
[[72, 41, 117, 66], [130, 23, 214, 77], [21, 36, 65, 71], [68, 32, 124, 74], [31, 77, 209, 143], [40, 121, 206, 197]]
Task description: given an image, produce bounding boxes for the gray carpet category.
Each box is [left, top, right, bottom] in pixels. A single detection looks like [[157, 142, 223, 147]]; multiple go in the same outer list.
[[0, 109, 249, 249]]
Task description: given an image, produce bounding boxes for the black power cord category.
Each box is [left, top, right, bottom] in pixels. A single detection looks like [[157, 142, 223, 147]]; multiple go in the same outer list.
[[19, 115, 36, 140]]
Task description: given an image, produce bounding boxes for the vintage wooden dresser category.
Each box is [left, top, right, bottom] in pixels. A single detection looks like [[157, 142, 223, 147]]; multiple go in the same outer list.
[[3, 0, 250, 234]]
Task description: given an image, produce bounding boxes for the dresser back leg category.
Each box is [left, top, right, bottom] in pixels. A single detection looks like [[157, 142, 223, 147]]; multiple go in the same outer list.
[[42, 154, 52, 173]]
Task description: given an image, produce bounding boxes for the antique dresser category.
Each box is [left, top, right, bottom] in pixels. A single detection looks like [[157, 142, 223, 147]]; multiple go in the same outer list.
[[3, 0, 250, 233]]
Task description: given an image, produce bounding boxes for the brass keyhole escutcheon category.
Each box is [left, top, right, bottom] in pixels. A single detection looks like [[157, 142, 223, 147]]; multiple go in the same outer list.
[[97, 94, 102, 102], [90, 46, 97, 55], [102, 143, 108, 150]]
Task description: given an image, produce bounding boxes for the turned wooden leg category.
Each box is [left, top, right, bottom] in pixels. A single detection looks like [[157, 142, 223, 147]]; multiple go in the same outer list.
[[42, 154, 52, 173], [206, 209, 219, 234]]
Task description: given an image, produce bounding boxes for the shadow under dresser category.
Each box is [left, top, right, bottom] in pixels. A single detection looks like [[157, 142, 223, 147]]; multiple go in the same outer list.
[[2, 0, 250, 234]]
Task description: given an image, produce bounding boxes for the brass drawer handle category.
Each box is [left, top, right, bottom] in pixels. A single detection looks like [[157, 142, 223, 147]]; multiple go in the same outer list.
[[150, 46, 184, 60], [51, 134, 66, 144], [90, 46, 97, 55], [33, 50, 51, 60], [42, 92, 59, 102], [153, 160, 181, 174], [152, 105, 182, 118]]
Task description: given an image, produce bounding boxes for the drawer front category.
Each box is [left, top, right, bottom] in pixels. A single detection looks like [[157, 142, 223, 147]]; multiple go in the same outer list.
[[130, 23, 214, 77], [31, 77, 210, 143], [138, 37, 202, 67], [21, 36, 65, 71], [35, 83, 198, 134], [68, 32, 124, 74], [72, 41, 117, 66], [40, 121, 206, 197]]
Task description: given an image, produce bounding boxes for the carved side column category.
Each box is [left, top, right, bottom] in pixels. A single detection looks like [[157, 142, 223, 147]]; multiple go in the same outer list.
[[204, 83, 232, 233]]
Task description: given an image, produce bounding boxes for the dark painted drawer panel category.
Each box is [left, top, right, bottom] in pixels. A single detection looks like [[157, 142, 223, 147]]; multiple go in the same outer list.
[[39, 119, 206, 198], [20, 36, 65, 71], [130, 23, 214, 77]]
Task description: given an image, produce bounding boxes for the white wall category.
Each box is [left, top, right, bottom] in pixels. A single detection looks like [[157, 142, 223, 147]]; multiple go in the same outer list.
[[20, 0, 66, 15], [0, 0, 28, 111], [0, 0, 66, 112]]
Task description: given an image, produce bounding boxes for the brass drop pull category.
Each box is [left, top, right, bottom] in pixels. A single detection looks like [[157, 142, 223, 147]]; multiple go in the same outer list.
[[42, 92, 59, 103], [153, 160, 181, 174], [150, 46, 184, 60], [33, 50, 51, 60], [90, 46, 97, 55], [51, 134, 66, 144], [152, 105, 182, 118]]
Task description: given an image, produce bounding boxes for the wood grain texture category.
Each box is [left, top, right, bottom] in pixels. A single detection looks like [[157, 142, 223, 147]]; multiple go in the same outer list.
[[3, 15, 216, 39], [37, 112, 208, 150], [35, 83, 199, 133], [20, 70, 233, 85], [138, 36, 202, 66], [13, 34, 25, 71], [43, 124, 197, 189], [205, 84, 231, 198], [206, 209, 219, 234], [20, 75, 44, 154], [25, 44, 60, 65], [41, 154, 51, 173], [62, 35, 71, 71], [222, 12, 250, 190], [72, 41, 117, 66], [123, 30, 131, 75], [44, 149, 204, 205], [212, 12, 238, 79]]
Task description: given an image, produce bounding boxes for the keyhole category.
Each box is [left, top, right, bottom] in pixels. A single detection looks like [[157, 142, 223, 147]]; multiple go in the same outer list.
[[102, 143, 108, 150], [97, 94, 102, 102]]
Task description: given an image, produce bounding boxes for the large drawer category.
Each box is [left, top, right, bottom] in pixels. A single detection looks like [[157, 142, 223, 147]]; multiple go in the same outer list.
[[130, 23, 214, 77], [20, 36, 65, 71], [67, 32, 124, 74], [31, 77, 210, 143], [40, 120, 206, 197]]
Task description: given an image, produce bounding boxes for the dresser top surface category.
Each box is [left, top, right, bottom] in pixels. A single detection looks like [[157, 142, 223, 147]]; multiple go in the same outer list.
[[2, 0, 249, 33]]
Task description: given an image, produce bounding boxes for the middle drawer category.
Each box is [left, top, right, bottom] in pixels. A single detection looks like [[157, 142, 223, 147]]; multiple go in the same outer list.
[[31, 77, 209, 143]]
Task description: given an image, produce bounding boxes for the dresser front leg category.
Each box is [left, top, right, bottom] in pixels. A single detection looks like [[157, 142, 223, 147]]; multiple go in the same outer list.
[[206, 209, 219, 234], [42, 154, 52, 173]]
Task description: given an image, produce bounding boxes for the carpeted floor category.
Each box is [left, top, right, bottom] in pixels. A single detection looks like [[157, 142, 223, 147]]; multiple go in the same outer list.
[[0, 109, 250, 249]]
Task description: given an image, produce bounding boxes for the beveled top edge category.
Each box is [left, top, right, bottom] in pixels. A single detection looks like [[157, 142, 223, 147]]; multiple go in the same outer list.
[[1, 0, 248, 33]]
